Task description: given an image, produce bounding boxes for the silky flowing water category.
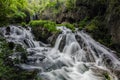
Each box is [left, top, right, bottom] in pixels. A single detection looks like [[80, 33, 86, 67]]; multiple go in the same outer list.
[[1, 25, 120, 80]]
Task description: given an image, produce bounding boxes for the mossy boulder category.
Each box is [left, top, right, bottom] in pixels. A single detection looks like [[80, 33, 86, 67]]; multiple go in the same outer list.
[[57, 22, 75, 31], [29, 20, 60, 45]]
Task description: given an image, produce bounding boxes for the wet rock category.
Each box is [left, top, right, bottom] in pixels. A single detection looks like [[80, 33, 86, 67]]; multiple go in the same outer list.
[[58, 35, 66, 52], [8, 42, 15, 50], [5, 26, 10, 35], [47, 32, 60, 46], [112, 70, 120, 80], [32, 26, 60, 46]]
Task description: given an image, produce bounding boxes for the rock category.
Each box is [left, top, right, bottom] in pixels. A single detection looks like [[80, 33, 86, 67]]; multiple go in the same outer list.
[[5, 26, 10, 35], [112, 70, 120, 80], [58, 35, 66, 52], [8, 42, 15, 50]]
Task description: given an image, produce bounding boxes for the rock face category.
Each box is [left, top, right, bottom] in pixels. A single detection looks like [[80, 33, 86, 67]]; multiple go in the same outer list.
[[32, 26, 60, 46], [105, 0, 120, 52], [107, 11, 120, 42], [56, 0, 107, 23], [38, 0, 120, 52], [56, 0, 120, 52]]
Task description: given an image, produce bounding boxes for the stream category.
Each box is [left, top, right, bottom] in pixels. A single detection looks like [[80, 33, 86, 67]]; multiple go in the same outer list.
[[0, 25, 120, 80]]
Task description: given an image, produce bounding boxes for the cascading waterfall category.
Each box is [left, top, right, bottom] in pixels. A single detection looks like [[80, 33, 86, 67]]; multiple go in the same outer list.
[[0, 25, 120, 80]]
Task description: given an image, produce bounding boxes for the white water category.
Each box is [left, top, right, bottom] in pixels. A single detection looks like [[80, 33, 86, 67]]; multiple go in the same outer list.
[[1, 25, 120, 80]]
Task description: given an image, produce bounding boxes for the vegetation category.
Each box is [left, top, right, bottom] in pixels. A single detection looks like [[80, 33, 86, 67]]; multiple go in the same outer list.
[[88, 17, 112, 47], [29, 20, 57, 32], [85, 18, 99, 31], [0, 0, 32, 26], [0, 37, 37, 80], [0, 0, 120, 79], [65, 0, 76, 10], [57, 22, 75, 31], [78, 17, 89, 30], [104, 73, 111, 80]]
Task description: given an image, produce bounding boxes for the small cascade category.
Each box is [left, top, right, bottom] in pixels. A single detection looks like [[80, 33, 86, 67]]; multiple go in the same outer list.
[[0, 25, 120, 80], [1, 25, 40, 48]]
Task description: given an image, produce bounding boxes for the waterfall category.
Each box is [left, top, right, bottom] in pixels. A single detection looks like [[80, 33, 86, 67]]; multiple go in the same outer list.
[[0, 25, 120, 80]]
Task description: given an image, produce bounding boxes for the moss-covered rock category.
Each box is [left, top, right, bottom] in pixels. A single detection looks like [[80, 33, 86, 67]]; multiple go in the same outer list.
[[29, 20, 60, 45], [57, 22, 75, 31], [29, 20, 57, 32], [103, 72, 111, 80]]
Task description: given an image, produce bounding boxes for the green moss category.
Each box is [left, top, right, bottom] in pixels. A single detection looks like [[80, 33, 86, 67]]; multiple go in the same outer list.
[[21, 22, 27, 27], [11, 12, 26, 23], [57, 22, 75, 31], [86, 23, 96, 31], [35, 76, 43, 80], [104, 73, 111, 80], [78, 17, 89, 30], [84, 16, 112, 47], [85, 18, 99, 31], [29, 20, 57, 32]]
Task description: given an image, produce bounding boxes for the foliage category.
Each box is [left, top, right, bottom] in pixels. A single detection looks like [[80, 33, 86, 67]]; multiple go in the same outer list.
[[0, 0, 78, 26], [85, 16, 112, 47], [0, 0, 11, 26], [0, 0, 33, 26], [0, 37, 37, 80], [78, 17, 89, 30], [29, 20, 57, 32], [85, 18, 99, 31], [11, 12, 26, 23], [65, 0, 76, 10], [29, 20, 61, 44], [21, 22, 27, 27], [57, 22, 75, 31]]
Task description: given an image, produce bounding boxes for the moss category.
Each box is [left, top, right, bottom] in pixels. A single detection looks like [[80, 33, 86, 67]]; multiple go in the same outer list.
[[11, 12, 26, 23], [103, 73, 111, 80], [86, 17, 100, 31], [78, 17, 89, 30], [0, 36, 38, 80], [57, 22, 75, 31], [35, 76, 43, 80], [29, 20, 57, 32], [85, 19, 98, 31], [21, 22, 27, 27], [85, 16, 112, 47], [29, 20, 60, 44]]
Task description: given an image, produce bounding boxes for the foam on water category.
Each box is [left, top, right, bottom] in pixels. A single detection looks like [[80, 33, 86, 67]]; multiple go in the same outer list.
[[1, 25, 120, 80]]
